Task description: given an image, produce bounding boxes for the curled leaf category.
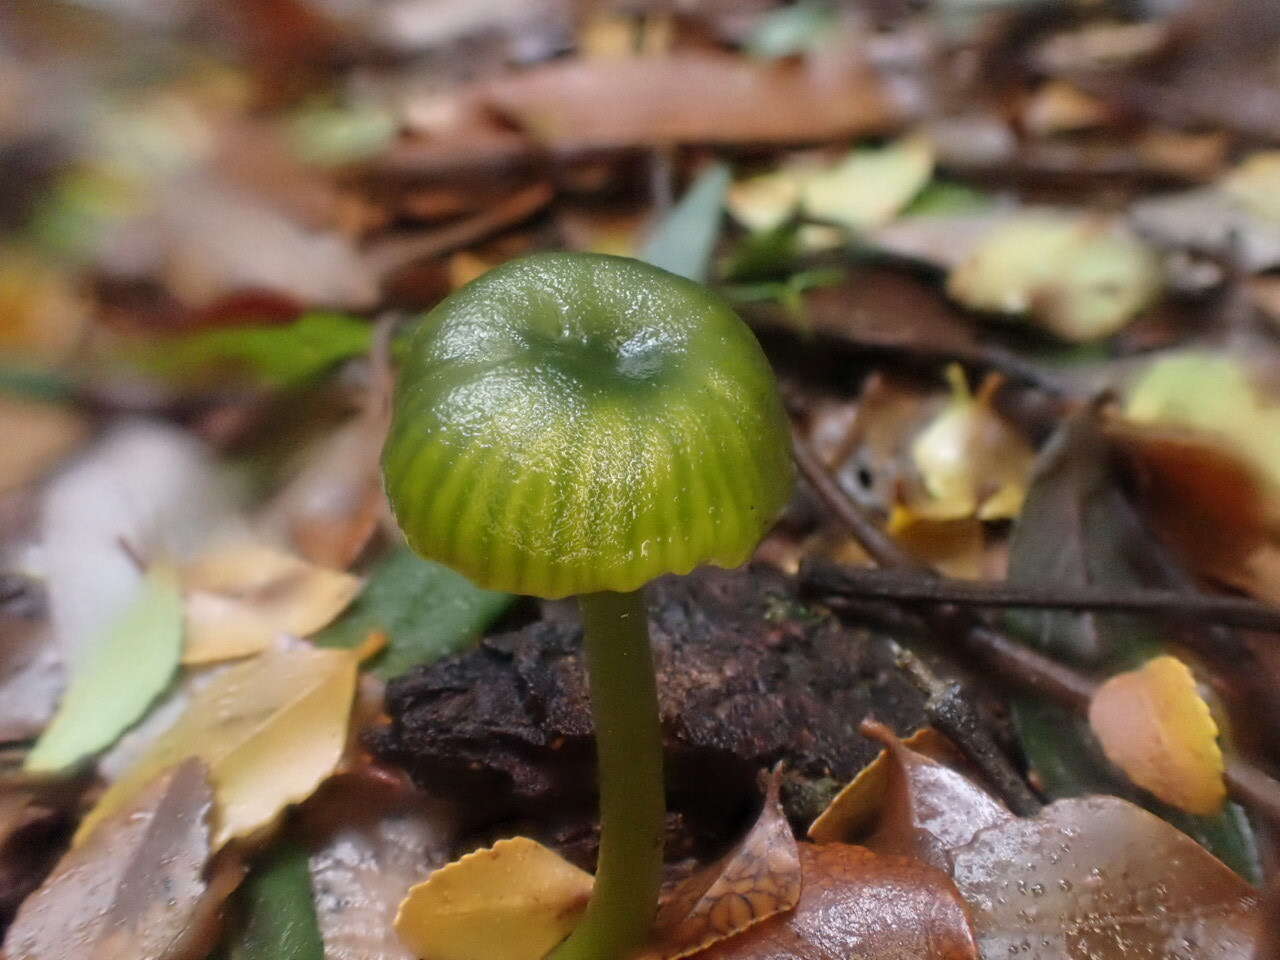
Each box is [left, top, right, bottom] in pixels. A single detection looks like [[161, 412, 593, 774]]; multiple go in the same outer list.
[[4, 759, 227, 960], [694, 844, 980, 960], [76, 638, 371, 849], [25, 563, 184, 774], [947, 213, 1160, 341], [393, 837, 593, 960], [1088, 655, 1226, 815], [182, 543, 362, 664], [647, 772, 800, 960]]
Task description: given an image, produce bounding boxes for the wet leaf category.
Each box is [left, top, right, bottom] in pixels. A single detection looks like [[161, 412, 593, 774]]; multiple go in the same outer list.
[[952, 796, 1261, 960], [647, 772, 800, 960], [907, 365, 1034, 522], [76, 638, 372, 849], [692, 843, 980, 960], [799, 135, 934, 234], [182, 543, 362, 664], [947, 213, 1161, 342], [1006, 414, 1258, 879], [809, 723, 1008, 869], [4, 759, 223, 960], [393, 836, 593, 960], [146, 312, 372, 389], [316, 546, 511, 680], [640, 162, 730, 283], [25, 563, 183, 773], [223, 841, 324, 960], [1088, 655, 1226, 815]]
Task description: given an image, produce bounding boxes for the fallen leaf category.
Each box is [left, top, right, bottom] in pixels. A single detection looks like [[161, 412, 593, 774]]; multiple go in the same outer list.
[[221, 841, 324, 960], [1022, 81, 1112, 137], [1088, 655, 1226, 815], [1131, 174, 1280, 273], [182, 543, 362, 664], [308, 784, 456, 960], [0, 599, 63, 743], [4, 759, 224, 960], [0, 791, 73, 932], [25, 563, 184, 773], [640, 162, 730, 283], [885, 514, 991, 580], [693, 843, 980, 960], [800, 135, 934, 233], [76, 637, 374, 849], [0, 245, 89, 362], [1222, 151, 1280, 222], [646, 772, 800, 960], [952, 796, 1261, 960], [393, 837, 593, 960], [809, 723, 1008, 869], [316, 546, 511, 680], [482, 52, 895, 151], [0, 396, 86, 494], [947, 212, 1161, 342], [907, 365, 1034, 522]]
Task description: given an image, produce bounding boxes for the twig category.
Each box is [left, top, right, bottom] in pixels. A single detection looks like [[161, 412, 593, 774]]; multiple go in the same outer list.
[[802, 559, 1280, 634], [794, 430, 1280, 826], [891, 643, 1043, 816]]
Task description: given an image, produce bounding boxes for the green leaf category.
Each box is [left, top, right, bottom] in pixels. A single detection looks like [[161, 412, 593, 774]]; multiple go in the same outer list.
[[25, 563, 183, 773], [744, 1, 835, 59], [902, 180, 991, 217], [145, 312, 372, 389], [1006, 415, 1260, 881], [222, 842, 324, 960], [640, 162, 731, 283], [316, 546, 512, 679]]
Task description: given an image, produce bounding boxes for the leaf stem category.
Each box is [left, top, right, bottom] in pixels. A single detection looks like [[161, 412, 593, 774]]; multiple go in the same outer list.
[[549, 590, 664, 960]]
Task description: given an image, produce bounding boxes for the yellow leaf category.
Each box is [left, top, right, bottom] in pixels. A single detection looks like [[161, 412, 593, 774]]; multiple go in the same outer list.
[[394, 836, 593, 960], [182, 543, 362, 664], [1223, 151, 1280, 222], [908, 365, 1034, 523], [1088, 655, 1226, 815], [75, 640, 363, 849], [800, 134, 934, 233]]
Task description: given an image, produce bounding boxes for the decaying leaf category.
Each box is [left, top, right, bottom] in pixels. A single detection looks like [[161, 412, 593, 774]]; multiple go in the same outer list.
[[76, 637, 375, 849], [393, 836, 593, 960], [1088, 655, 1226, 815], [182, 543, 362, 664], [809, 723, 1008, 869], [4, 759, 227, 960], [693, 843, 980, 960], [646, 772, 800, 960], [952, 796, 1261, 960], [25, 563, 183, 773], [947, 212, 1161, 342], [907, 365, 1034, 523]]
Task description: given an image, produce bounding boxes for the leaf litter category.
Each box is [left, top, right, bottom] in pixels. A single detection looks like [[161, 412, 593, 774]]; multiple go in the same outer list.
[[3, 0, 1280, 957]]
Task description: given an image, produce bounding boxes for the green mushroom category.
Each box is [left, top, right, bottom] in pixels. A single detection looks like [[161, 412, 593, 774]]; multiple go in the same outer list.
[[382, 252, 793, 960]]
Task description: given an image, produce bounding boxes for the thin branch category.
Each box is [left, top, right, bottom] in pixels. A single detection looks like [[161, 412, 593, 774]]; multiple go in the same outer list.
[[802, 560, 1280, 634]]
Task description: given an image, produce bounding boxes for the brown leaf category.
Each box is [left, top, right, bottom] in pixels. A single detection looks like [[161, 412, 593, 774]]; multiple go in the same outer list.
[[692, 843, 980, 960], [809, 722, 1009, 870], [3, 759, 230, 960], [647, 771, 801, 960], [951, 796, 1261, 960], [0, 791, 73, 935], [0, 600, 62, 743], [0, 396, 86, 495], [481, 52, 895, 151]]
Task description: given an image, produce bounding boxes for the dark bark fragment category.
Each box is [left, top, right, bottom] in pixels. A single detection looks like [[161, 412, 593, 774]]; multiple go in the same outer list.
[[374, 564, 927, 865]]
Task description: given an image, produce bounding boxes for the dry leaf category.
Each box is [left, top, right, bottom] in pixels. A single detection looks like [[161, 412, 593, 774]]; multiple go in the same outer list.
[[809, 722, 1008, 870], [1088, 655, 1226, 815], [0, 790, 73, 931], [0, 246, 88, 362], [947, 212, 1161, 342], [4, 759, 224, 960], [952, 796, 1261, 960], [481, 52, 894, 151], [75, 637, 374, 849], [0, 396, 86, 495], [646, 772, 800, 960], [182, 543, 362, 664], [393, 836, 593, 960], [693, 843, 980, 960]]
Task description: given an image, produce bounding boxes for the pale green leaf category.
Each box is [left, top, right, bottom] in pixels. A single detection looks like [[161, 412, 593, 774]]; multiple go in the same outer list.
[[640, 163, 731, 282]]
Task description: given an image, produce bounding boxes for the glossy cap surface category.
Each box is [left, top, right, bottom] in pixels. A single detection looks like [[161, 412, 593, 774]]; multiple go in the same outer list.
[[382, 252, 793, 598]]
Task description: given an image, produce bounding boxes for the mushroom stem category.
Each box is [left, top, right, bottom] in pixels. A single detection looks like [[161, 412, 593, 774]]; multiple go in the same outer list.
[[552, 589, 665, 960]]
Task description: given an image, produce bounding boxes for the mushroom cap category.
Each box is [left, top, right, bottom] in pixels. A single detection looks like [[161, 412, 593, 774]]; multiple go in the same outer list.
[[382, 252, 793, 598]]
